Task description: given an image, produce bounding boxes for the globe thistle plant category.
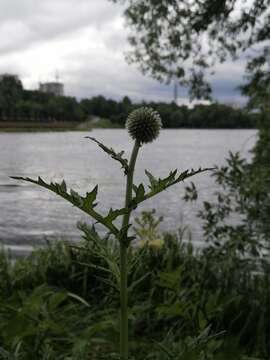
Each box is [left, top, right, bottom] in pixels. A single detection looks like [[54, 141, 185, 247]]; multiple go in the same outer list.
[[126, 107, 162, 144], [12, 107, 211, 360]]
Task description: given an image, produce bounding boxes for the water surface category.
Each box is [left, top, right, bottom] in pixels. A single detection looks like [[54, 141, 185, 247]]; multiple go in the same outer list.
[[0, 129, 257, 255]]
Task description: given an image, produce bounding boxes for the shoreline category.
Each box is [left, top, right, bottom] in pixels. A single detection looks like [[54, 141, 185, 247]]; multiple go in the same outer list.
[[0, 123, 257, 133], [0, 121, 82, 132]]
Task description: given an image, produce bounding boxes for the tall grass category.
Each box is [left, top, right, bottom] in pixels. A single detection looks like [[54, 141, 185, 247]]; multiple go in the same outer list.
[[0, 216, 269, 359]]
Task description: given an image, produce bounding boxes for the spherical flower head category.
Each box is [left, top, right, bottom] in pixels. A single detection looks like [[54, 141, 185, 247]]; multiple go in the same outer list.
[[126, 107, 162, 144]]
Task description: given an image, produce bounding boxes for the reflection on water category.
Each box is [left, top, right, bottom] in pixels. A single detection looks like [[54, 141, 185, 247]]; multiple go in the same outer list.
[[0, 129, 257, 255]]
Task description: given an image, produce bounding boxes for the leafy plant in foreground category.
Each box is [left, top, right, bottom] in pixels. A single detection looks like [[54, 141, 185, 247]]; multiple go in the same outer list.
[[1, 213, 269, 358], [11, 107, 211, 359], [184, 149, 270, 357]]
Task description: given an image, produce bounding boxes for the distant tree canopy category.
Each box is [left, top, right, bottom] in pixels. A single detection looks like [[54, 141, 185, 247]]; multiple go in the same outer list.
[[0, 76, 82, 123], [111, 0, 270, 100], [0, 75, 23, 119], [147, 102, 257, 129], [0, 75, 257, 128]]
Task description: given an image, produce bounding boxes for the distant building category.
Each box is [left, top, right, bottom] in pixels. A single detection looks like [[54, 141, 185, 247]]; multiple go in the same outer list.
[[39, 82, 64, 96], [176, 98, 211, 109]]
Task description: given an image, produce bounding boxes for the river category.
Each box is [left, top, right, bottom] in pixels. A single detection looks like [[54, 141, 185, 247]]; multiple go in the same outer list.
[[0, 129, 257, 255]]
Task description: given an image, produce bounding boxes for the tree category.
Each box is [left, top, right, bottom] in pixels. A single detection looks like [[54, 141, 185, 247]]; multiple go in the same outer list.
[[169, 108, 187, 127], [0, 75, 23, 120], [111, 0, 270, 99]]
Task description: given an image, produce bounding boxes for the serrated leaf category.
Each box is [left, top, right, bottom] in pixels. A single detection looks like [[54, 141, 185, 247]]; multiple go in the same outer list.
[[137, 183, 145, 198], [145, 169, 158, 189], [10, 176, 119, 235], [70, 189, 83, 206], [159, 169, 177, 188], [84, 185, 98, 209], [86, 137, 129, 174], [132, 184, 138, 193], [60, 180, 67, 192], [104, 207, 128, 224], [131, 167, 213, 207], [133, 183, 145, 203]]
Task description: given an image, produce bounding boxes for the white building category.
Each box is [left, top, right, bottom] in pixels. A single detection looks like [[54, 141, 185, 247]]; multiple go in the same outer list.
[[39, 82, 64, 96], [177, 98, 211, 108]]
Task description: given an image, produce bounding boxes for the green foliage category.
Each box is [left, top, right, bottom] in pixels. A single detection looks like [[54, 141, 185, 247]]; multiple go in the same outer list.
[[0, 214, 268, 359], [90, 117, 121, 129], [10, 176, 124, 236], [80, 95, 133, 127], [151, 102, 257, 129], [183, 133, 270, 356], [131, 168, 213, 211], [134, 209, 163, 246], [111, 0, 270, 99], [185, 151, 270, 255], [85, 137, 129, 174], [0, 75, 257, 128], [0, 75, 23, 120]]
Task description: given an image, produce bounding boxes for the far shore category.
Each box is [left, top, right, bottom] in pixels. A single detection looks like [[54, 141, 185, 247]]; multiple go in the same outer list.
[[0, 118, 124, 132], [0, 121, 82, 132], [0, 120, 256, 132]]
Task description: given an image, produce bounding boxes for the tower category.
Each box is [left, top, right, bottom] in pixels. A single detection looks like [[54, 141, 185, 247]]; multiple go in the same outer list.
[[39, 71, 64, 96], [173, 79, 178, 103]]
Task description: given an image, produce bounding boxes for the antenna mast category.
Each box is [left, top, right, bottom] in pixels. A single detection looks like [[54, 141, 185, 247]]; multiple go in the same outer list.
[[173, 79, 178, 103], [55, 70, 60, 82]]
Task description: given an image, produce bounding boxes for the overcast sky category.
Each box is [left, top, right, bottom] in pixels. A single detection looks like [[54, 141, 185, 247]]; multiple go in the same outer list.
[[0, 0, 247, 105]]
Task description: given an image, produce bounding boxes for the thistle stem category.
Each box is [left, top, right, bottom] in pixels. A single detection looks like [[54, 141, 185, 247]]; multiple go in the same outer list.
[[120, 140, 140, 360]]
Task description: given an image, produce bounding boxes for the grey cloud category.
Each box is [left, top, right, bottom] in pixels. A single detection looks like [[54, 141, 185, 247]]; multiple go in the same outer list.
[[0, 0, 248, 105], [0, 0, 122, 55], [64, 48, 245, 104], [55, 49, 247, 104]]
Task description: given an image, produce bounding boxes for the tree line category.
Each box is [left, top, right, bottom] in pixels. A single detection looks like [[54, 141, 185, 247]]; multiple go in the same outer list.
[[0, 74, 257, 128]]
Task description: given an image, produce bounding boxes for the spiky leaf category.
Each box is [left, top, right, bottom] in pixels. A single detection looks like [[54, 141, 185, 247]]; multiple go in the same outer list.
[[132, 167, 213, 206], [86, 137, 129, 174], [10, 176, 125, 235]]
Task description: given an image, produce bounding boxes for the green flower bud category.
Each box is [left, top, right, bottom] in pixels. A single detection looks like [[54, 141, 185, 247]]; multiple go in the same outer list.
[[126, 107, 162, 144]]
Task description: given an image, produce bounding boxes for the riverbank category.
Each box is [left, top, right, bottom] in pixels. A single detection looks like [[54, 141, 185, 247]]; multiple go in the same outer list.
[[0, 118, 121, 132], [0, 229, 267, 359], [0, 121, 81, 132]]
